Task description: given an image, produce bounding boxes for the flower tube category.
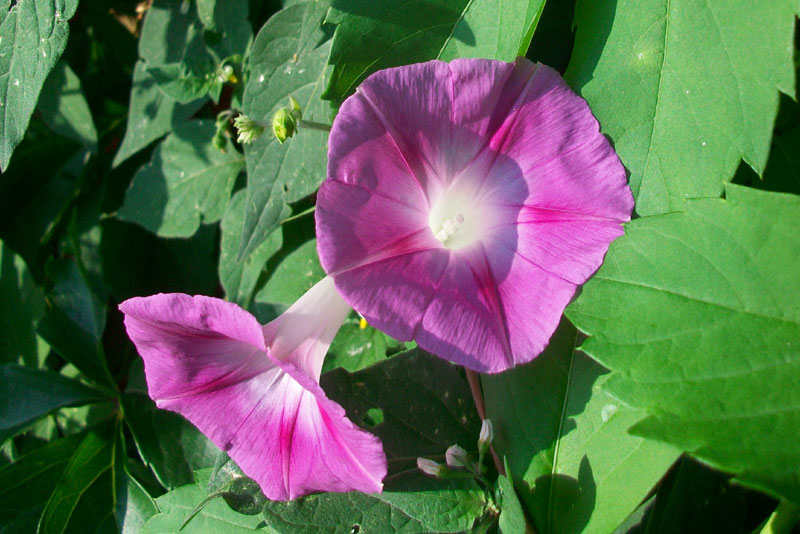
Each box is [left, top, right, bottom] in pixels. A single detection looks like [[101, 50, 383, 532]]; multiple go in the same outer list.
[[317, 58, 633, 373], [119, 276, 387, 500]]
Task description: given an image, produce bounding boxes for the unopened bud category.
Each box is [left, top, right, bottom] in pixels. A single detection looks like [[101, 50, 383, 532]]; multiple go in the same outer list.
[[271, 107, 298, 143], [217, 64, 235, 84], [417, 458, 443, 477], [288, 95, 302, 118], [445, 444, 469, 468], [234, 115, 265, 145], [479, 419, 493, 446]]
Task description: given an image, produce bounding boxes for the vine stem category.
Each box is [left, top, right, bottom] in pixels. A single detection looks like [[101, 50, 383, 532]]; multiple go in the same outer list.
[[299, 120, 332, 132], [465, 368, 505, 476]]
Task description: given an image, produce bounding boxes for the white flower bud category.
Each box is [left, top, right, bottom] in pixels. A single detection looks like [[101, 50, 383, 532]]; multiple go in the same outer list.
[[479, 419, 493, 445], [416, 458, 443, 477], [445, 444, 469, 468]]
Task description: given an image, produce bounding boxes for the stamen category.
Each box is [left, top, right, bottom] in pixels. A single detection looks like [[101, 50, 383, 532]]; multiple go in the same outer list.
[[434, 213, 465, 242]]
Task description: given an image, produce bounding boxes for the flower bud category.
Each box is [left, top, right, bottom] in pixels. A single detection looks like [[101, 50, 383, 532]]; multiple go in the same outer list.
[[445, 444, 469, 468], [417, 458, 443, 477], [233, 115, 265, 145], [271, 107, 298, 143], [479, 419, 493, 446], [217, 64, 235, 84], [288, 95, 303, 119]]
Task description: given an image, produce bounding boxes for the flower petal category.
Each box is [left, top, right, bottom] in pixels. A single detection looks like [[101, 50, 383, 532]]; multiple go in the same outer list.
[[119, 294, 271, 400], [319, 58, 633, 373], [263, 276, 352, 381], [416, 247, 513, 373], [331, 248, 450, 341], [120, 293, 387, 500], [474, 63, 633, 220], [317, 179, 437, 274]]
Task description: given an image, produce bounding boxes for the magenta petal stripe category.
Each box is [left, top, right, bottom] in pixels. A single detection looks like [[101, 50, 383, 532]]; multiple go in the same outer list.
[[120, 278, 387, 500], [318, 58, 633, 373]]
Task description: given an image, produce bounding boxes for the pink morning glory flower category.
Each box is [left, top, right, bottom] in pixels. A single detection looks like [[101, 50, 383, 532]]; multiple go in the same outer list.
[[316, 58, 633, 373], [119, 276, 387, 501]]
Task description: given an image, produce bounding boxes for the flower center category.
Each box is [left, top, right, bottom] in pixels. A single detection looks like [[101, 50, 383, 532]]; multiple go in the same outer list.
[[433, 213, 465, 242], [428, 178, 493, 250]]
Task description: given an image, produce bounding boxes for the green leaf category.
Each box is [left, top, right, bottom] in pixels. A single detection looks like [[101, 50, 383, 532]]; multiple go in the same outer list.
[[218, 189, 282, 307], [565, 0, 797, 215], [0, 364, 105, 443], [565, 185, 800, 505], [254, 238, 325, 311], [38, 420, 122, 534], [196, 0, 217, 30], [324, 316, 398, 374], [0, 240, 46, 366], [112, 61, 206, 169], [238, 0, 332, 260], [262, 478, 487, 533], [121, 392, 219, 490], [116, 471, 159, 534], [206, 454, 266, 516], [112, 0, 209, 168], [483, 318, 679, 534], [0, 433, 83, 533], [0, 0, 78, 170], [0, 122, 81, 279], [322, 349, 481, 476], [37, 258, 113, 387], [118, 119, 243, 238], [38, 61, 98, 152], [140, 469, 264, 533], [200, 0, 252, 60], [497, 460, 528, 534], [147, 62, 222, 104], [323, 0, 547, 102]]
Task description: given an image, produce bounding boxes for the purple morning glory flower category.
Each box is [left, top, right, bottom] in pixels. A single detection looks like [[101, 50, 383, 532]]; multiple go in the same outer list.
[[316, 58, 633, 373], [120, 277, 387, 500]]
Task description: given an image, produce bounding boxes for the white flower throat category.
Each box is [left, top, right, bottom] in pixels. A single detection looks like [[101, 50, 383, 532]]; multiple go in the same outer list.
[[428, 177, 493, 250], [433, 213, 465, 242]]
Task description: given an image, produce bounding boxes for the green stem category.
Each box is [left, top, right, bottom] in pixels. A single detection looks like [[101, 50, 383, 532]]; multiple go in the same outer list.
[[299, 120, 332, 132], [465, 369, 504, 476], [280, 206, 316, 225]]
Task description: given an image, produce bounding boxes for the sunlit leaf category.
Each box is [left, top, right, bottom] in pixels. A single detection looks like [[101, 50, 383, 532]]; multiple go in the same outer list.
[[0, 365, 105, 443], [237, 0, 332, 260], [323, 0, 546, 102], [118, 119, 243, 238], [566, 0, 798, 215], [0, 0, 78, 170], [566, 185, 800, 505], [483, 319, 678, 534]]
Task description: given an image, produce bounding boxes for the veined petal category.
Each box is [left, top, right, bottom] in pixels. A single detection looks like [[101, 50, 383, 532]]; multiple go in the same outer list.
[[119, 294, 271, 400], [317, 179, 438, 275], [319, 58, 633, 373], [120, 291, 387, 501], [262, 276, 352, 381], [332, 248, 450, 341]]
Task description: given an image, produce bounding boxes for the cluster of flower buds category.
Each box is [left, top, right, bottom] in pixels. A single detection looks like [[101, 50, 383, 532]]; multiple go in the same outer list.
[[417, 419, 493, 480], [233, 115, 265, 145]]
